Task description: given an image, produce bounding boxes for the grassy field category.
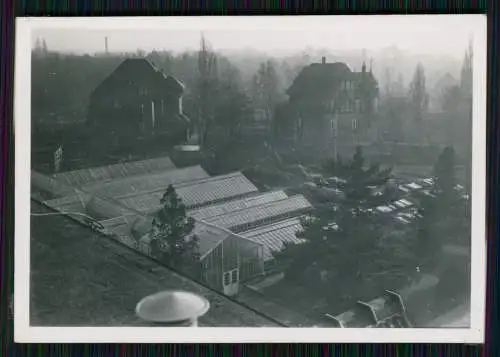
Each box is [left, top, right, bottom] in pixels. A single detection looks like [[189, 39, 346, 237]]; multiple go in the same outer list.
[[30, 201, 279, 327]]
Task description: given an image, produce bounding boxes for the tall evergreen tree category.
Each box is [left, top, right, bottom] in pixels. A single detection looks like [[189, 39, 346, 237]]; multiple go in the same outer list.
[[413, 146, 470, 271], [251, 60, 283, 128], [276, 147, 413, 302], [151, 185, 200, 272]]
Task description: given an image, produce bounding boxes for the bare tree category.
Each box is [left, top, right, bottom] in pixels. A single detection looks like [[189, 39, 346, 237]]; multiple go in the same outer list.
[[408, 62, 429, 122], [251, 60, 283, 135], [197, 35, 219, 149], [136, 48, 146, 58], [383, 67, 393, 97], [395, 72, 405, 95], [33, 37, 48, 56]]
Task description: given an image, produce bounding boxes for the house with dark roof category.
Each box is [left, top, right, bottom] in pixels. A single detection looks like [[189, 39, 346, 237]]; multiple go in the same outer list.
[[87, 58, 191, 152], [279, 57, 379, 159]]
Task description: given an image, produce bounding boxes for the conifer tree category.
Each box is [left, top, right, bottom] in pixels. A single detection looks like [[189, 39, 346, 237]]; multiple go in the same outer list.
[[413, 146, 470, 271], [151, 185, 200, 272], [276, 147, 412, 299]]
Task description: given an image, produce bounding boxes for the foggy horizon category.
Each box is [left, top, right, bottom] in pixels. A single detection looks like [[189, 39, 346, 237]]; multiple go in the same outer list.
[[29, 15, 484, 60]]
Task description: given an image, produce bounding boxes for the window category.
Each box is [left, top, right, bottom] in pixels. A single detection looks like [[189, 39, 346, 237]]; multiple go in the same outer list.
[[223, 272, 230, 285], [352, 118, 358, 130], [340, 101, 347, 113], [139, 104, 145, 133], [151, 101, 156, 129], [223, 269, 238, 286], [160, 100, 165, 115]]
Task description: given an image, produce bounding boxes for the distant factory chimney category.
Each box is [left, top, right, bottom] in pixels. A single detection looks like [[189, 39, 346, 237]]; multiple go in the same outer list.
[[136, 290, 210, 327], [105, 37, 109, 54], [322, 56, 326, 64]]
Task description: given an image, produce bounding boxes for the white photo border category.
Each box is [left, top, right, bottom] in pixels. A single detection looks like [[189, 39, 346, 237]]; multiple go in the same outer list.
[[14, 15, 487, 343]]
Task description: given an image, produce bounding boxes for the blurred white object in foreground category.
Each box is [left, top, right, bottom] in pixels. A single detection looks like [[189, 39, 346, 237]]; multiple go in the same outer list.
[[136, 290, 210, 327]]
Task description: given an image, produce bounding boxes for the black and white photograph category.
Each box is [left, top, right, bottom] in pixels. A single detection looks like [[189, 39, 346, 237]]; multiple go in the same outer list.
[[15, 15, 486, 343]]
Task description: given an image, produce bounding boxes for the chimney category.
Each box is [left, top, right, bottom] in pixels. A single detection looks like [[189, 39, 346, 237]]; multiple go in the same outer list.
[[322, 56, 326, 64], [136, 290, 210, 327]]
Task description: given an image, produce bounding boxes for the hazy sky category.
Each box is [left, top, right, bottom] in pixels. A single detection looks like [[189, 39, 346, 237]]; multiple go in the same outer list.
[[28, 15, 485, 58]]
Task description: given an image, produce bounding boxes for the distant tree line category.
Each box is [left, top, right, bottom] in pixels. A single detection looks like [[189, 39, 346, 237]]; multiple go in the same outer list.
[[376, 43, 473, 157]]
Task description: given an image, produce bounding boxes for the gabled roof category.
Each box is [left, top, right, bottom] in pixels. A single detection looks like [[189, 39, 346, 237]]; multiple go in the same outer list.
[[188, 190, 288, 221], [91, 58, 185, 98], [287, 62, 353, 97], [240, 217, 306, 261], [191, 221, 235, 258], [203, 195, 313, 233], [85, 165, 209, 198], [118, 172, 259, 212], [52, 156, 176, 187], [129, 216, 262, 259], [31, 170, 78, 198], [286, 61, 378, 99]]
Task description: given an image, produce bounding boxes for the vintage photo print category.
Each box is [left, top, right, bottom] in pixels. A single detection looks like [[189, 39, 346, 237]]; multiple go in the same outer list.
[[15, 15, 486, 343]]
